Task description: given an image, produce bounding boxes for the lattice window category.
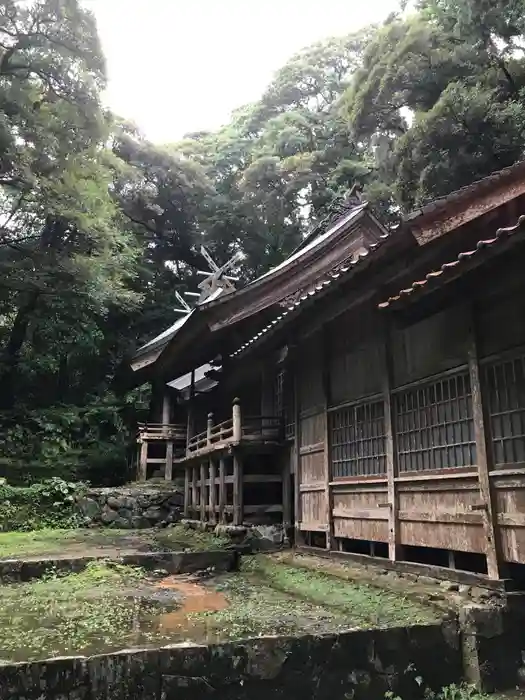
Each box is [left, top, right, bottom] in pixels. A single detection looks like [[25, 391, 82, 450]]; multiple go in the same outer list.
[[330, 400, 386, 478], [483, 353, 525, 466], [394, 371, 475, 473]]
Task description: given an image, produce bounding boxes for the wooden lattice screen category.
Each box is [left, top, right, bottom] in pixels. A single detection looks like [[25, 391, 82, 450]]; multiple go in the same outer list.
[[330, 399, 386, 478], [393, 370, 476, 472], [483, 351, 525, 467]]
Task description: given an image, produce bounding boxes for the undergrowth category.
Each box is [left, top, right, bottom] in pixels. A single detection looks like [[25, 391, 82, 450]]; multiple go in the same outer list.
[[0, 478, 86, 532], [0, 561, 158, 661]]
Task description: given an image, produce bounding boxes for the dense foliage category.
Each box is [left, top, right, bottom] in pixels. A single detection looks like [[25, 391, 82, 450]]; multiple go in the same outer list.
[[1, 0, 525, 485], [0, 477, 83, 530]]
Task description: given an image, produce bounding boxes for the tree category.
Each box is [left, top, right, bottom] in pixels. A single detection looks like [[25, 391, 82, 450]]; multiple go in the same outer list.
[[342, 6, 525, 209]]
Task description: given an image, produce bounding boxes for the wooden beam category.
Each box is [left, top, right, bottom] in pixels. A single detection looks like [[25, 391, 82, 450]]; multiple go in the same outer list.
[[184, 465, 190, 518], [209, 460, 217, 525], [293, 369, 303, 546], [382, 318, 401, 561], [467, 306, 502, 579], [200, 462, 206, 522], [138, 441, 148, 482], [233, 453, 243, 525], [165, 441, 173, 481], [322, 325, 334, 550], [191, 466, 198, 519], [282, 451, 292, 530], [218, 458, 226, 524]]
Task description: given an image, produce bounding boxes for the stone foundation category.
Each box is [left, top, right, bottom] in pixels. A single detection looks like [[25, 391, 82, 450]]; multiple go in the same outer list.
[[76, 485, 183, 529], [0, 622, 463, 700], [182, 520, 289, 552]]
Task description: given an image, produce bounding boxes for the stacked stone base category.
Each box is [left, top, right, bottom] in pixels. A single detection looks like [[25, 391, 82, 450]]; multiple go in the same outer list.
[[181, 520, 290, 552], [76, 485, 183, 529]]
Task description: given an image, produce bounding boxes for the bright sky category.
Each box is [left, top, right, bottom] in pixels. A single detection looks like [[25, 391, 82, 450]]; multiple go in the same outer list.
[[86, 0, 398, 144]]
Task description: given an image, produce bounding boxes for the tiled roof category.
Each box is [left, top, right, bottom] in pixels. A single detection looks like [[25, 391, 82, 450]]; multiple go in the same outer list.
[[230, 231, 391, 359], [378, 214, 525, 310], [405, 161, 525, 224]]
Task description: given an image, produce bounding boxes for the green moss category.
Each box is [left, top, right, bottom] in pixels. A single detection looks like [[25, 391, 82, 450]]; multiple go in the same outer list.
[[0, 554, 443, 662], [191, 555, 439, 640], [239, 556, 438, 627], [0, 525, 229, 559], [0, 562, 164, 661]]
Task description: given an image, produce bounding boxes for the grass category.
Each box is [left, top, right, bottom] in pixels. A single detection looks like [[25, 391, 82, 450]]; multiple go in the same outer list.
[[0, 561, 165, 662], [0, 552, 443, 662], [196, 555, 439, 640], [0, 524, 230, 560]]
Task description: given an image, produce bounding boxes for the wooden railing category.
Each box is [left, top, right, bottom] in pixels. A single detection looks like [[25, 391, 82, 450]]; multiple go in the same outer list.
[[137, 422, 186, 441], [185, 399, 283, 457], [187, 417, 234, 455]]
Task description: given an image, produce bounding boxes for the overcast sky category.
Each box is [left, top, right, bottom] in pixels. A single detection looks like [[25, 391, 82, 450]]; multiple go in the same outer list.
[[86, 1, 398, 143]]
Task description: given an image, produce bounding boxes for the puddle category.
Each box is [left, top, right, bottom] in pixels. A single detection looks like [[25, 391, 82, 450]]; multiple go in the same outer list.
[[154, 576, 229, 637]]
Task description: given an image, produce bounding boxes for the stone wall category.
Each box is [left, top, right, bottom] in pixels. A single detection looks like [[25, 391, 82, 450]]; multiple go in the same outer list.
[[0, 622, 463, 700], [76, 486, 183, 529]]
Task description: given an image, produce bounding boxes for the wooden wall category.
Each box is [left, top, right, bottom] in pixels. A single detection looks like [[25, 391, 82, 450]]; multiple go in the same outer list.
[[292, 267, 525, 576]]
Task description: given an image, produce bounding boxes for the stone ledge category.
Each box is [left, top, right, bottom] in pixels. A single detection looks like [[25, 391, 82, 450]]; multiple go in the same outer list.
[[0, 623, 462, 700], [0, 549, 238, 583]]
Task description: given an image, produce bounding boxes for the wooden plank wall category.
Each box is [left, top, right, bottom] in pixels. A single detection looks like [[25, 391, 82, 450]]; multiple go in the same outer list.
[[296, 332, 327, 534], [293, 278, 525, 576]]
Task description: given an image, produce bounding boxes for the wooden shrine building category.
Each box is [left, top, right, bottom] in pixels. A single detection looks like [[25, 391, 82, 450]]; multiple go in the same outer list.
[[130, 163, 525, 581]]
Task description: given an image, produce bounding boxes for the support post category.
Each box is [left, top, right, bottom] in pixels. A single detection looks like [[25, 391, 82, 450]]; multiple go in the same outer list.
[[165, 441, 173, 481], [186, 369, 195, 455], [322, 326, 334, 550], [209, 460, 217, 525], [382, 318, 401, 561], [162, 392, 171, 427], [468, 306, 502, 579], [191, 466, 198, 518], [282, 451, 292, 531], [184, 465, 191, 518], [200, 461, 206, 522], [293, 369, 303, 546], [218, 458, 226, 524], [233, 453, 243, 525], [138, 440, 148, 482], [232, 397, 242, 443], [207, 412, 214, 446]]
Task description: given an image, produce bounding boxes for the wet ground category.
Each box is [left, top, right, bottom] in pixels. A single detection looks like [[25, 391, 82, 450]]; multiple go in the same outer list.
[[0, 525, 229, 560], [0, 554, 441, 663]]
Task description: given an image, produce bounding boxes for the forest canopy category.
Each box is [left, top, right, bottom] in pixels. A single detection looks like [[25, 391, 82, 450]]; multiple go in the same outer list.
[[1, 0, 524, 485]]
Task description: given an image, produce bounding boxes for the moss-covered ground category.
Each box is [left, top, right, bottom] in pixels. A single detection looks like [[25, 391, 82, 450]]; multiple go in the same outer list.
[[0, 524, 230, 560], [0, 553, 442, 662]]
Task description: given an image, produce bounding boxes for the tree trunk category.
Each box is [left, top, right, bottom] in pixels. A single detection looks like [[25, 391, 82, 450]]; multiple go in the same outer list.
[[0, 291, 40, 409]]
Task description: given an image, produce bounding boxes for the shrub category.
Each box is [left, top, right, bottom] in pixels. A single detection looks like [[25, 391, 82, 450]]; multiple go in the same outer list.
[[0, 478, 86, 531]]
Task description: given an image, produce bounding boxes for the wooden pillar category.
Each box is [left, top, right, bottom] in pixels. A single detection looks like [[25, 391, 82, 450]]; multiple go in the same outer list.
[[207, 412, 214, 446], [209, 460, 217, 525], [468, 307, 502, 579], [322, 326, 334, 550], [232, 397, 242, 443], [218, 458, 226, 523], [186, 370, 195, 455], [282, 452, 292, 530], [382, 319, 401, 561], [191, 465, 198, 518], [184, 465, 191, 518], [293, 370, 303, 546], [162, 392, 171, 426], [200, 461, 206, 522], [138, 440, 148, 482], [233, 453, 244, 525], [165, 441, 173, 481]]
